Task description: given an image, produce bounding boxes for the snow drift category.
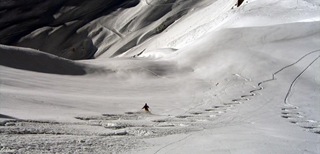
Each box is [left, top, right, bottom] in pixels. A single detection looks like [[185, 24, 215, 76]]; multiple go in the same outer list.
[[0, 44, 87, 75]]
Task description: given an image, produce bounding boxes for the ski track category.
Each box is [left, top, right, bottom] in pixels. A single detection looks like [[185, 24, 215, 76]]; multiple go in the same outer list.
[[281, 54, 320, 134], [0, 73, 253, 153], [153, 134, 192, 154], [242, 49, 320, 134], [150, 73, 257, 153], [2, 50, 319, 152]]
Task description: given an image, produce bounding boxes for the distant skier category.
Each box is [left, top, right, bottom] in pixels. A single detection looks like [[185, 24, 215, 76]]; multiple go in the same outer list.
[[142, 103, 150, 112]]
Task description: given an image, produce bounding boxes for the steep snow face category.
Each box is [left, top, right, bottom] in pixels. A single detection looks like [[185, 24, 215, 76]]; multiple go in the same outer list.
[[116, 0, 238, 58], [0, 0, 224, 60]]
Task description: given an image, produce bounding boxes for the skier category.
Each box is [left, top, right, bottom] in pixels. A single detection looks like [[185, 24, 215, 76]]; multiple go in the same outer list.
[[142, 103, 150, 112]]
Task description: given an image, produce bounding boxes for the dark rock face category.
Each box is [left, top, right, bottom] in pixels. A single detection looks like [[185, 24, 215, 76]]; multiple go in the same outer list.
[[237, 0, 244, 7]]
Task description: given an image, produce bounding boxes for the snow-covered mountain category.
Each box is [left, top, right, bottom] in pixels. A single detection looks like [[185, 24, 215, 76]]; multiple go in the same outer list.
[[1, 0, 319, 153]]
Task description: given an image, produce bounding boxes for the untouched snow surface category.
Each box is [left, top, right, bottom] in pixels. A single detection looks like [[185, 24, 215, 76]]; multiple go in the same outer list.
[[1, 0, 320, 153]]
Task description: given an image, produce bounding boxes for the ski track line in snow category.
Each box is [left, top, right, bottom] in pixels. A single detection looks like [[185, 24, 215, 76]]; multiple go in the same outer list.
[[2, 51, 319, 152], [0, 119, 107, 136], [191, 75, 259, 131], [281, 54, 320, 134], [153, 134, 192, 154], [283, 54, 320, 105], [182, 74, 255, 122], [233, 49, 320, 134], [65, 74, 252, 149], [251, 49, 320, 94]]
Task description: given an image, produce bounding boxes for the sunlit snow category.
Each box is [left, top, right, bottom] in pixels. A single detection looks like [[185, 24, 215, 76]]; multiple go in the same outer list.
[[0, 0, 319, 153]]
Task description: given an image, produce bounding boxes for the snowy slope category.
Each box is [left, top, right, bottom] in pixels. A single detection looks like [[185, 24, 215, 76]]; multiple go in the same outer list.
[[1, 0, 320, 153]]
